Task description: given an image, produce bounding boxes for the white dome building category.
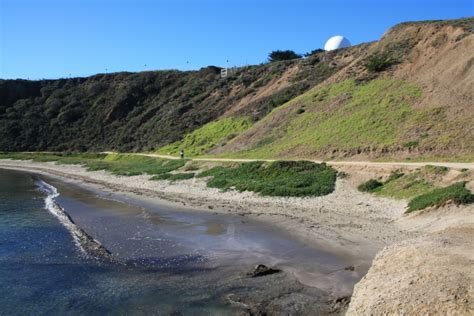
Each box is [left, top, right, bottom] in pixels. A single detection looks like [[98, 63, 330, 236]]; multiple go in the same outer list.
[[324, 36, 351, 51]]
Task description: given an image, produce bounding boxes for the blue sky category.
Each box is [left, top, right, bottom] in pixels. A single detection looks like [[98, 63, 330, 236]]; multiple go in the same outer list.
[[1, 0, 472, 79]]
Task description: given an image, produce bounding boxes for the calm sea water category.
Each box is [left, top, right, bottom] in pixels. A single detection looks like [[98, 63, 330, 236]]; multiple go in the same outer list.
[[0, 168, 357, 315]]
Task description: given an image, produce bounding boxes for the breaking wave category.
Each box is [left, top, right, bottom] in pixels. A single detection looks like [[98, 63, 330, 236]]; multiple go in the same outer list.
[[35, 177, 115, 261]]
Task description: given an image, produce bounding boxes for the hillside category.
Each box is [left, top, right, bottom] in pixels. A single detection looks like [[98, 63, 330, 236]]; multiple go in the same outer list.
[[0, 46, 359, 152], [1, 18, 473, 160], [210, 17, 474, 160]]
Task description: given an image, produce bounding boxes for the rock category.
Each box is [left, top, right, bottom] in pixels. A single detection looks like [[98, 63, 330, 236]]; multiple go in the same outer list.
[[247, 264, 281, 278], [329, 295, 351, 313], [344, 265, 355, 271]]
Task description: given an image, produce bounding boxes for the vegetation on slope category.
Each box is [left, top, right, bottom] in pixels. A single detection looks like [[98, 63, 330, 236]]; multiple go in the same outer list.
[[217, 78, 452, 158], [357, 165, 473, 212], [211, 17, 474, 160], [357, 166, 449, 199], [158, 117, 252, 156], [0, 47, 346, 152], [197, 160, 337, 197], [406, 182, 473, 213], [268, 50, 302, 62], [357, 179, 383, 192], [392, 17, 474, 33]]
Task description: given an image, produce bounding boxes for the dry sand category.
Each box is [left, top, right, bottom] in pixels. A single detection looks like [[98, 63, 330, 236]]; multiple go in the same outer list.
[[0, 159, 473, 314]]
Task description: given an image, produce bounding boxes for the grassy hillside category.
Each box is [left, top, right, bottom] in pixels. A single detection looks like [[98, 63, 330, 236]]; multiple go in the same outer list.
[[213, 78, 456, 159], [209, 18, 474, 160], [157, 117, 252, 156]]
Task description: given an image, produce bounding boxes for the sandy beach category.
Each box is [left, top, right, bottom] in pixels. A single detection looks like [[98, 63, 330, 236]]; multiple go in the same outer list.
[[0, 159, 473, 314]]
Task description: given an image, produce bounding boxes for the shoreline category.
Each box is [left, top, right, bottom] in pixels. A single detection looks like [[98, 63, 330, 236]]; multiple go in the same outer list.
[[1, 159, 473, 314], [0, 159, 411, 262]]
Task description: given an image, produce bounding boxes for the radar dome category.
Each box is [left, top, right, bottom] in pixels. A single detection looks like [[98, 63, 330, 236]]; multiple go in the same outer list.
[[324, 36, 351, 51]]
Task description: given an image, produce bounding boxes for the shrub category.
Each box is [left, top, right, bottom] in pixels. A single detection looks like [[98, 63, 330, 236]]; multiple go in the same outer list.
[[406, 182, 473, 213], [268, 50, 302, 62], [424, 165, 448, 175], [198, 160, 337, 197], [358, 179, 383, 192], [363, 53, 396, 72], [304, 49, 324, 57], [403, 140, 419, 148]]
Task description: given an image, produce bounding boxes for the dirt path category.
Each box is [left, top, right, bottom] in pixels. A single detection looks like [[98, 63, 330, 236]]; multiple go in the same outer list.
[[103, 152, 474, 170]]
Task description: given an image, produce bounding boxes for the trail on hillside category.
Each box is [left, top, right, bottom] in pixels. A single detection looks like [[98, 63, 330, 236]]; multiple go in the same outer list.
[[102, 152, 474, 170]]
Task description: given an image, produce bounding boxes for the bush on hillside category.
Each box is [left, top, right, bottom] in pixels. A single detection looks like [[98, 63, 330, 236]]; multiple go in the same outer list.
[[406, 182, 473, 213], [403, 140, 419, 148], [363, 53, 396, 72], [304, 49, 324, 57], [268, 50, 302, 62], [358, 179, 383, 192]]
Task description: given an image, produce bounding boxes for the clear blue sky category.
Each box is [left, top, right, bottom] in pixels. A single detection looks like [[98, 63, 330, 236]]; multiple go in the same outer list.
[[1, 0, 472, 79]]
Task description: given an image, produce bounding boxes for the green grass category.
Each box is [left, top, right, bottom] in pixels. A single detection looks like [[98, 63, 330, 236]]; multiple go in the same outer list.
[[157, 117, 252, 157], [357, 165, 455, 199], [150, 172, 195, 181], [407, 182, 474, 213], [356, 166, 473, 212], [215, 77, 471, 160], [197, 160, 337, 197], [218, 78, 434, 158], [376, 174, 434, 199], [374, 155, 474, 163], [0, 152, 186, 176]]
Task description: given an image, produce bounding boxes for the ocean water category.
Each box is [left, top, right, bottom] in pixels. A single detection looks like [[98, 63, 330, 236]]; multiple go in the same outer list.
[[0, 168, 358, 315]]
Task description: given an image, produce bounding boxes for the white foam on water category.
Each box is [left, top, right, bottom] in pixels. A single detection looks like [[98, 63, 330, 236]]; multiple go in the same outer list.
[[35, 179, 104, 257]]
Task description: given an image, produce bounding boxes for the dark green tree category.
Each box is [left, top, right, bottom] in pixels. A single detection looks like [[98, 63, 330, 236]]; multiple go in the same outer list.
[[268, 50, 302, 62]]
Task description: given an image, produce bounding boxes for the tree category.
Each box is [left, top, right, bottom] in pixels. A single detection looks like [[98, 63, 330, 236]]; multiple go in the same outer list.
[[268, 50, 302, 62]]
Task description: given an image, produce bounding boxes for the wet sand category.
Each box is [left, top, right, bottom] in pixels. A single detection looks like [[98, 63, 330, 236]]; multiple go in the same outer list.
[[45, 173, 362, 295]]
